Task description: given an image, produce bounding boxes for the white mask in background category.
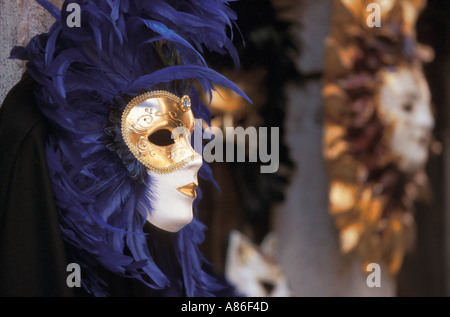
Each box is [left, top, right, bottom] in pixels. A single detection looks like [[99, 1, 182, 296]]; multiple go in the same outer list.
[[122, 91, 202, 232], [378, 66, 434, 173], [225, 230, 291, 297]]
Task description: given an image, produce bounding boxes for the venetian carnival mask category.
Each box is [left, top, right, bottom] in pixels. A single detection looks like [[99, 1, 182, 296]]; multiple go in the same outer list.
[[122, 91, 203, 232], [379, 66, 434, 173]]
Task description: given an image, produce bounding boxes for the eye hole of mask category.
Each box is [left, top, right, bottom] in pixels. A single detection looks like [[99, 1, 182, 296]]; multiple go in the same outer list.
[[402, 102, 414, 113], [148, 129, 176, 147], [258, 279, 275, 294]]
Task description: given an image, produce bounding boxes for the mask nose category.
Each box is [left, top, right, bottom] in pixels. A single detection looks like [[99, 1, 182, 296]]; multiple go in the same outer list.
[[170, 126, 203, 166], [185, 155, 203, 174]]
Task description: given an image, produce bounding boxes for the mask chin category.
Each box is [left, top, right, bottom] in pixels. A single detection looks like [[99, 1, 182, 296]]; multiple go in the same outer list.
[[146, 200, 194, 233], [137, 157, 202, 232]]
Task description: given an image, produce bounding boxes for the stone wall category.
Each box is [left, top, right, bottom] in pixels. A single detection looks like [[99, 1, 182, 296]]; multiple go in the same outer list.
[[0, 0, 63, 105]]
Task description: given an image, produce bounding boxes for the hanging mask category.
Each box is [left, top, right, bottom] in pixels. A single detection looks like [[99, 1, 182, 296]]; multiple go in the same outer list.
[[122, 91, 203, 232]]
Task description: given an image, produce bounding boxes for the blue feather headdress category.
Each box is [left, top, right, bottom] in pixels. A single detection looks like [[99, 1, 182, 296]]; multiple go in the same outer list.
[[10, 0, 249, 296]]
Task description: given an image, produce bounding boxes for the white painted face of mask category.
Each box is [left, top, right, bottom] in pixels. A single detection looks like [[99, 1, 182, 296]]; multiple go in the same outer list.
[[379, 66, 434, 173], [138, 156, 203, 232], [122, 91, 203, 232]]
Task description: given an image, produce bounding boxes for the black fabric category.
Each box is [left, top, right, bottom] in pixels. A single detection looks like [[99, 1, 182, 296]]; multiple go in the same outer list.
[[0, 72, 74, 296], [0, 73, 155, 297]]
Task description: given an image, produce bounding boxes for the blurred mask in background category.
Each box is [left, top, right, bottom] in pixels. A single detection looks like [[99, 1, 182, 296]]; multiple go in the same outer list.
[[378, 66, 434, 173], [323, 0, 438, 275]]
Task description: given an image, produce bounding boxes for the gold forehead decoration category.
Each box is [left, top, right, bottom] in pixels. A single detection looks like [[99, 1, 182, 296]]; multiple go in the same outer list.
[[121, 90, 199, 174]]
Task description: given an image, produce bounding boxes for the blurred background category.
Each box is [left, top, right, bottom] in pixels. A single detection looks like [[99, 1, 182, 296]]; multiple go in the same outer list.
[[0, 0, 448, 297]]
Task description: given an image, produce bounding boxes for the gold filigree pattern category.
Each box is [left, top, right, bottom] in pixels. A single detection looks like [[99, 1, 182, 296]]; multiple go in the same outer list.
[[121, 91, 200, 174]]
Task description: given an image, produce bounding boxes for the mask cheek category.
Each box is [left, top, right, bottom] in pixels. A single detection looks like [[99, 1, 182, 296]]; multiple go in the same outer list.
[[147, 196, 194, 233], [392, 123, 433, 173], [137, 168, 197, 233]]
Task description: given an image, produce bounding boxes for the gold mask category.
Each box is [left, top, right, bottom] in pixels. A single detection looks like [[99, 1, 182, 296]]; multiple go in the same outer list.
[[121, 91, 200, 174]]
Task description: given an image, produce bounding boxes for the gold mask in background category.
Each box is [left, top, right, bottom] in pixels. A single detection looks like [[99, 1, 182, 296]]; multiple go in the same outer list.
[[322, 0, 437, 275]]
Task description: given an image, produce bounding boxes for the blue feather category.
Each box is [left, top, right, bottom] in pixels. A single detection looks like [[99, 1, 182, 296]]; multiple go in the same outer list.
[[134, 18, 207, 66], [44, 24, 62, 68], [126, 65, 250, 103]]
